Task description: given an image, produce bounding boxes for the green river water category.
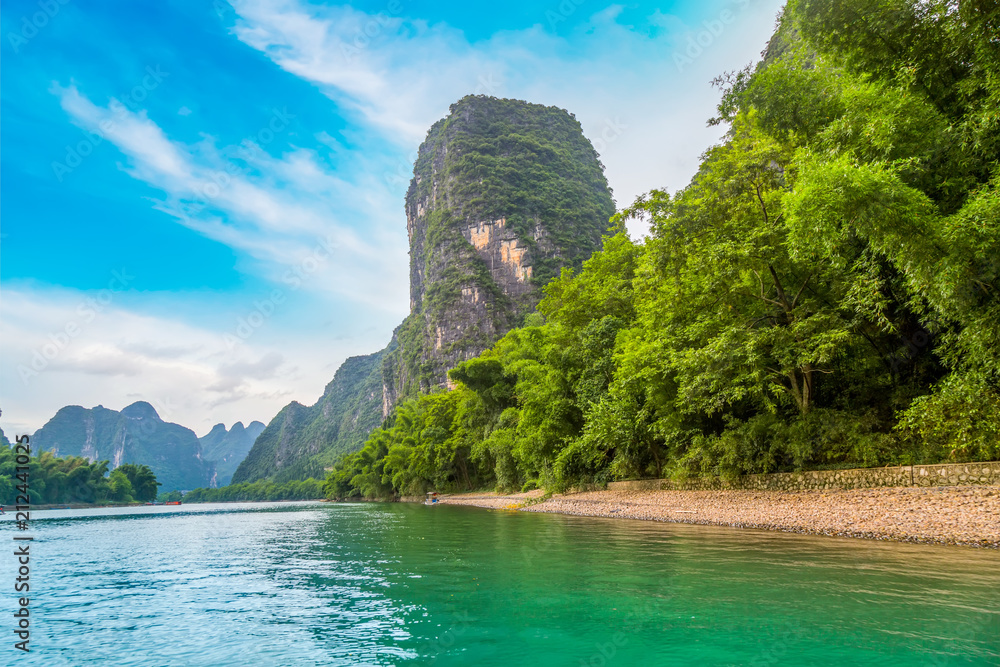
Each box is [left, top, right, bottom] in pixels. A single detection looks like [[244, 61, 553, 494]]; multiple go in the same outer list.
[[4, 501, 998, 666]]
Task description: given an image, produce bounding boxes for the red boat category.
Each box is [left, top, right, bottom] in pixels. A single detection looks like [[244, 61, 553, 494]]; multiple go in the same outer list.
[[164, 501, 182, 505]]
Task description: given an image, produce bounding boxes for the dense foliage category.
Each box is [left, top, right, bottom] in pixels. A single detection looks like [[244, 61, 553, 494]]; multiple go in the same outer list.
[[0, 445, 159, 504], [327, 0, 1000, 499], [114, 463, 160, 502], [181, 478, 325, 503]]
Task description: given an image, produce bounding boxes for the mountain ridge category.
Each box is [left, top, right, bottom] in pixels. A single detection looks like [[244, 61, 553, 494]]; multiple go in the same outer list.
[[29, 402, 262, 491], [199, 420, 266, 486], [231, 346, 391, 484]]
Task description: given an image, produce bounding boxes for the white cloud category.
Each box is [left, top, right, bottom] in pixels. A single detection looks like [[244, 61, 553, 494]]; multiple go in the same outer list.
[[0, 287, 383, 436], [10, 1, 787, 437], [228, 0, 786, 229], [52, 83, 410, 312]]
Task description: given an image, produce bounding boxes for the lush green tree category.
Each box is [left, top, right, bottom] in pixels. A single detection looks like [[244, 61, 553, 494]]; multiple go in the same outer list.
[[324, 0, 1000, 498], [108, 469, 135, 503], [0, 446, 114, 505], [116, 463, 160, 502], [182, 478, 325, 503]]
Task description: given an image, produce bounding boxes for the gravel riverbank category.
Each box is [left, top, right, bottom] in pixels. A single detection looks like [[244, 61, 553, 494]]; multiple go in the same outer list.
[[437, 486, 1000, 548]]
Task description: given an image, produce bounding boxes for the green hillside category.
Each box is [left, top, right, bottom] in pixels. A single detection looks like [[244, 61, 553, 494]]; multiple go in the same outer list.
[[31, 402, 214, 491]]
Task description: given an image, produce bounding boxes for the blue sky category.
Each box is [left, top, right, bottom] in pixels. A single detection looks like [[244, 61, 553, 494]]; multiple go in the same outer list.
[[0, 0, 785, 436]]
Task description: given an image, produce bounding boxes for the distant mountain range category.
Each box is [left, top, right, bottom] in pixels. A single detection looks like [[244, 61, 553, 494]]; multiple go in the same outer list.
[[17, 97, 616, 489], [28, 402, 262, 491], [198, 420, 265, 486]]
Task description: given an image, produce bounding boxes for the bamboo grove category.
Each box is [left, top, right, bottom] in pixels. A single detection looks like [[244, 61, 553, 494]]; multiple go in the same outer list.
[[327, 0, 1000, 499]]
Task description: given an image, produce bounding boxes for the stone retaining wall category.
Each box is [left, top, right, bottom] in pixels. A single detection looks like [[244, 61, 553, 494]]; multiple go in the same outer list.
[[607, 461, 1000, 493]]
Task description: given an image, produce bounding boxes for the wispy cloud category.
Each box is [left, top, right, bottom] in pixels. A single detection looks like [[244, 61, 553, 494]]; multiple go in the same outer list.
[[6, 1, 785, 436], [0, 286, 376, 434], [227, 0, 785, 214], [52, 82, 409, 311], [230, 0, 474, 143]]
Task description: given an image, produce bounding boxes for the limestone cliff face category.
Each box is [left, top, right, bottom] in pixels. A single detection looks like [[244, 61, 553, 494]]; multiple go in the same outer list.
[[384, 95, 616, 402], [237, 95, 615, 482]]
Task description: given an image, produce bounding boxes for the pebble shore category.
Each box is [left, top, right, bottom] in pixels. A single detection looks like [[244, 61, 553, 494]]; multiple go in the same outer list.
[[437, 485, 1000, 548]]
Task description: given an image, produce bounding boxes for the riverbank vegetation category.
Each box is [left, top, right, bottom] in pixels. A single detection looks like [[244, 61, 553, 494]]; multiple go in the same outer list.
[[181, 478, 325, 503], [326, 0, 1000, 499], [0, 446, 159, 504]]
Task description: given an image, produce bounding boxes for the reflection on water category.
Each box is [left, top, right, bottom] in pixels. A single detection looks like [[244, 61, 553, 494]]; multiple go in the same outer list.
[[3, 502, 998, 666]]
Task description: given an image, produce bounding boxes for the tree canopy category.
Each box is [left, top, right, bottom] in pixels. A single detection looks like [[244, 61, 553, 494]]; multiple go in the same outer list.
[[326, 0, 1000, 499], [181, 478, 324, 503], [0, 447, 161, 505]]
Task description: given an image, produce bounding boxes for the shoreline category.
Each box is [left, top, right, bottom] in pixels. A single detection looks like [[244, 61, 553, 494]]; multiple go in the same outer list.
[[18, 498, 326, 511], [436, 485, 1000, 548]]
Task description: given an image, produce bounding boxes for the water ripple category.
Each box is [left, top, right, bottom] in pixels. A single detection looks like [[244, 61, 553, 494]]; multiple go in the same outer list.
[[2, 501, 997, 666]]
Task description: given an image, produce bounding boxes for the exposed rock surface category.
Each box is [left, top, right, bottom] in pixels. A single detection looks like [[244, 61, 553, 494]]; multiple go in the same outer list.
[[238, 95, 615, 483], [384, 95, 616, 401], [31, 402, 214, 491]]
